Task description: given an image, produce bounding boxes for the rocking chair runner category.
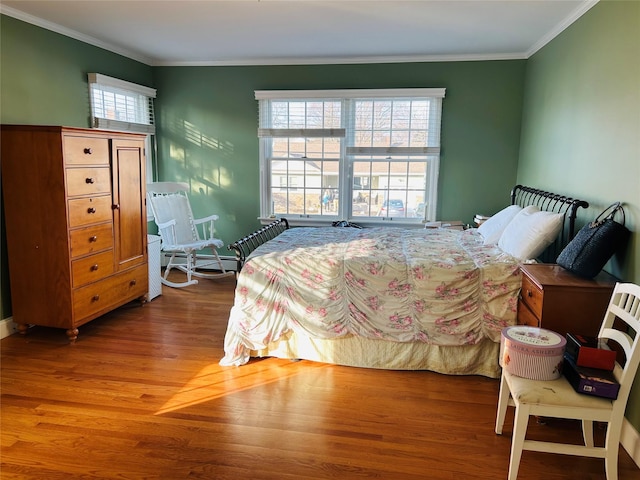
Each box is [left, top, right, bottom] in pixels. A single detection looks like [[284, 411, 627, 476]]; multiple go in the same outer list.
[[147, 182, 233, 288]]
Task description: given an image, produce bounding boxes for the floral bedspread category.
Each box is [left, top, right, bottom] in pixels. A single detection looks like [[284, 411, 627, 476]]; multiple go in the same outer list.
[[220, 227, 522, 366]]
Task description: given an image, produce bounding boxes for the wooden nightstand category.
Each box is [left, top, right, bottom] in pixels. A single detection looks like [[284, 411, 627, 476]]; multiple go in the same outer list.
[[518, 264, 617, 338]]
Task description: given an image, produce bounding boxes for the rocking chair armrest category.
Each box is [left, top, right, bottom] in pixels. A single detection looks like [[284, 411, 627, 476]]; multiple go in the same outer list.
[[156, 218, 177, 230], [156, 218, 178, 245], [193, 214, 219, 241], [193, 214, 219, 225]]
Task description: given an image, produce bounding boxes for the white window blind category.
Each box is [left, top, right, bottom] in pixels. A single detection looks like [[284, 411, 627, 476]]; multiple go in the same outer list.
[[88, 73, 156, 134]]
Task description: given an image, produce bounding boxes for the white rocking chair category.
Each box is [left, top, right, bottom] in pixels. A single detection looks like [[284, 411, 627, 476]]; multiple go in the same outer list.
[[147, 182, 233, 288]]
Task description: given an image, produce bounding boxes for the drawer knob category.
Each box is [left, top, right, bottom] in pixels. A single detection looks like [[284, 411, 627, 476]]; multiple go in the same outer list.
[[87, 207, 96, 214], [91, 264, 99, 271], [89, 235, 98, 242], [130, 279, 137, 286], [84, 147, 93, 154], [91, 295, 100, 302], [112, 204, 120, 210], [85, 177, 94, 184], [527, 289, 533, 297]]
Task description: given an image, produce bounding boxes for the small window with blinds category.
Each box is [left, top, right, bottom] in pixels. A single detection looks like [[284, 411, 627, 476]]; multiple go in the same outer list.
[[256, 89, 445, 224], [88, 73, 156, 134]]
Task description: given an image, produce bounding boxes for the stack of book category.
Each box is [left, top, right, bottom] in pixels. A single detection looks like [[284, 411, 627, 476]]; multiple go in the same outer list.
[[473, 214, 491, 226], [563, 333, 620, 400]]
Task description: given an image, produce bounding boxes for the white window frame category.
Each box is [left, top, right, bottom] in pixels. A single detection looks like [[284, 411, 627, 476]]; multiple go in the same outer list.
[[256, 88, 445, 227], [88, 73, 157, 183]]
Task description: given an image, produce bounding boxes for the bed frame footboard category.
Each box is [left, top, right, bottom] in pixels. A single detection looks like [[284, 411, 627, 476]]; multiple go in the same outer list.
[[227, 218, 289, 272]]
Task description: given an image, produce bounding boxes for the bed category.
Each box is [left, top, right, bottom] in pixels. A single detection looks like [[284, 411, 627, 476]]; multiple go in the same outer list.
[[221, 185, 589, 377]]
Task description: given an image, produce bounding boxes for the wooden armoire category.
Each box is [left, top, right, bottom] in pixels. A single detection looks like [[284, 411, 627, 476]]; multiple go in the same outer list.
[[1, 125, 149, 342]]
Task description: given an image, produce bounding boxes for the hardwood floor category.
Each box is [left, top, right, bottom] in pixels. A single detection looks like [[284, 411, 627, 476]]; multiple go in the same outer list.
[[1, 273, 638, 479]]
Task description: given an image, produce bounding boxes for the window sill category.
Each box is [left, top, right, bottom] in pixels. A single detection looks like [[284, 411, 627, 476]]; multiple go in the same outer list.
[[259, 216, 426, 229]]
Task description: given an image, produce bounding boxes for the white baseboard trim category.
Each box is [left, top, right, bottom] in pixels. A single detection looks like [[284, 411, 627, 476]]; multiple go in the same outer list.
[[622, 417, 640, 468], [0, 317, 17, 339]]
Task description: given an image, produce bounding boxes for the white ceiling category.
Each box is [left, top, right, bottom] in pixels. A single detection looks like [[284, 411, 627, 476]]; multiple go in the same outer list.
[[1, 0, 598, 66]]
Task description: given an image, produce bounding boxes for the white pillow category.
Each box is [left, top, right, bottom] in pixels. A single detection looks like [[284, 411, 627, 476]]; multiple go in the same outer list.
[[477, 205, 522, 245], [498, 206, 564, 260]]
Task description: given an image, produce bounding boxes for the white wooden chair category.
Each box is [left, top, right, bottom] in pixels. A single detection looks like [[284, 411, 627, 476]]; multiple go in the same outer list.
[[147, 182, 233, 288], [495, 282, 640, 480]]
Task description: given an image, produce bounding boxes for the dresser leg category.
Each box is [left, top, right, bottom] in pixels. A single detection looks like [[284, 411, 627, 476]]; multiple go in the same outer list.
[[66, 328, 79, 343], [16, 323, 28, 335]]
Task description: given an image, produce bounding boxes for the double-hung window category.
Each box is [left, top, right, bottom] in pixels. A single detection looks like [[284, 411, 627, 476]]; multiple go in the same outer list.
[[256, 88, 445, 225]]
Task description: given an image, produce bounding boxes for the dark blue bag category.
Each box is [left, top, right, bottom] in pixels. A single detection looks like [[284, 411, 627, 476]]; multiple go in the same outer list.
[[556, 202, 630, 278]]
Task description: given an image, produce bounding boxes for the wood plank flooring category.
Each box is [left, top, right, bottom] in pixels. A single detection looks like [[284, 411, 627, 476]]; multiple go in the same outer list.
[[2, 273, 639, 479]]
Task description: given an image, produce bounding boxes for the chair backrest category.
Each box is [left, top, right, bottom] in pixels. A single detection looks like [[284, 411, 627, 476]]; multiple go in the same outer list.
[[147, 182, 198, 246], [599, 282, 640, 407]]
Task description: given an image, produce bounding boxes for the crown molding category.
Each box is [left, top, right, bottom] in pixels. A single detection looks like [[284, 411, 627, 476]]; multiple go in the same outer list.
[[152, 52, 527, 67], [527, 0, 599, 58]]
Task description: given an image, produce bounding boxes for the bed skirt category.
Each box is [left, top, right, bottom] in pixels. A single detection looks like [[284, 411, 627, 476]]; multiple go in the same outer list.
[[250, 333, 502, 378]]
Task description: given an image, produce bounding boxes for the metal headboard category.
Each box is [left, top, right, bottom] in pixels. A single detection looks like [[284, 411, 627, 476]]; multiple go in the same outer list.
[[510, 185, 589, 262]]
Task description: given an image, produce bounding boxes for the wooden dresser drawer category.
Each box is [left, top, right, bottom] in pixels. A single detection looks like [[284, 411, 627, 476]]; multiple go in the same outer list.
[[69, 223, 113, 258], [64, 135, 110, 165], [66, 167, 111, 196], [68, 195, 113, 228], [520, 273, 543, 319], [72, 265, 148, 322], [71, 250, 114, 288]]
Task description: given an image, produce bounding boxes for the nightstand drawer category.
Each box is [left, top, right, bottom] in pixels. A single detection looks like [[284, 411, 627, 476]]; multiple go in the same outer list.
[[520, 273, 543, 319], [517, 300, 540, 327]]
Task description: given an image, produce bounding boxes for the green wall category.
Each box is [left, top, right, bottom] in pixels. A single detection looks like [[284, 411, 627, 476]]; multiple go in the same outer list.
[[0, 16, 153, 126], [153, 61, 525, 244], [518, 0, 640, 430]]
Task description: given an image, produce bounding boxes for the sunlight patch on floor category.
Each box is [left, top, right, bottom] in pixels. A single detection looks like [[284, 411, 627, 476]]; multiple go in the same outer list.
[[154, 358, 328, 415]]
